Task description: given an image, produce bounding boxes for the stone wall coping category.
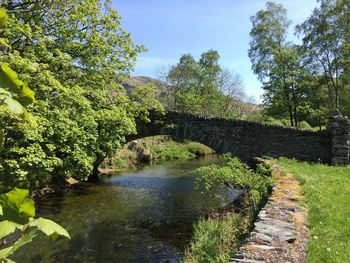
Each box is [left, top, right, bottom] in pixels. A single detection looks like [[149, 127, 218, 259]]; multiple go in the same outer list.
[[230, 160, 308, 263]]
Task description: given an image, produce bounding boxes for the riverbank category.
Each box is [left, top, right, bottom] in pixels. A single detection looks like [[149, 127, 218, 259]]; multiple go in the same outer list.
[[100, 135, 215, 172], [278, 158, 350, 262], [31, 137, 213, 198], [183, 156, 274, 263]]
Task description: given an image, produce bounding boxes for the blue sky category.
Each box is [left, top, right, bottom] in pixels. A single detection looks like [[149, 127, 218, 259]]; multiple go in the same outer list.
[[112, 0, 319, 101]]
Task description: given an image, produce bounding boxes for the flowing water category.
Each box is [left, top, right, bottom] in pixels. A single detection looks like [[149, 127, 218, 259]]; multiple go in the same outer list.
[[14, 155, 239, 263]]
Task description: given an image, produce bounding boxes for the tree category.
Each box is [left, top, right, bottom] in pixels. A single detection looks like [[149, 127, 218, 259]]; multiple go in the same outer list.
[[0, 13, 69, 261], [248, 2, 291, 81], [296, 0, 350, 114], [249, 2, 306, 127], [160, 50, 253, 119], [217, 69, 255, 119], [164, 54, 199, 110], [0, 1, 162, 191]]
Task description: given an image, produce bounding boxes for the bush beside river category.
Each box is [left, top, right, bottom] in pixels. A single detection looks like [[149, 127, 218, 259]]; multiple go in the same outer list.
[[99, 135, 215, 172], [184, 155, 274, 263]]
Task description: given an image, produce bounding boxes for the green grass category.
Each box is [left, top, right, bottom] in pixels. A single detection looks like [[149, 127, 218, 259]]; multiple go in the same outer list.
[[279, 158, 350, 263], [149, 140, 213, 160], [184, 213, 247, 263], [101, 136, 214, 170]]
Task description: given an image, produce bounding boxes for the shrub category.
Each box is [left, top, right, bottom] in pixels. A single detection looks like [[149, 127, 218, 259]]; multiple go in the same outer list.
[[185, 155, 274, 262]]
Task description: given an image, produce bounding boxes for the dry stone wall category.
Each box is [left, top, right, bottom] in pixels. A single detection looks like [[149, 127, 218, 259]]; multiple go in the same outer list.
[[132, 111, 350, 165], [329, 112, 350, 165]]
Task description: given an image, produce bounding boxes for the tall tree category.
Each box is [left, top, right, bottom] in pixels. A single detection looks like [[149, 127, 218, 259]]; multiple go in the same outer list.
[[160, 50, 254, 119], [249, 1, 304, 127], [296, 0, 350, 110]]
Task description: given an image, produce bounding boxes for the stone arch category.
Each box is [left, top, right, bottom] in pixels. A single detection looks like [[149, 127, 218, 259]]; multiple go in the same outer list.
[[128, 111, 331, 164]]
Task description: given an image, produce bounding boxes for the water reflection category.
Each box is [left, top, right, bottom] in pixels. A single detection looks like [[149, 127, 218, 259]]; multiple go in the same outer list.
[[14, 156, 239, 263]]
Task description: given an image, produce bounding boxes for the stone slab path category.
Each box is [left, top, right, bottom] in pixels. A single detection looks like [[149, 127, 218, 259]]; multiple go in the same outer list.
[[230, 162, 308, 263]]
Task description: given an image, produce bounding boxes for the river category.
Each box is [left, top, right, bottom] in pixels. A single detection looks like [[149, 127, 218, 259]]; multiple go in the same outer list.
[[13, 155, 239, 263]]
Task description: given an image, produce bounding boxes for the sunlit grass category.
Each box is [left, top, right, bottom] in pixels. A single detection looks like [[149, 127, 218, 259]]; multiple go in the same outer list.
[[184, 213, 250, 263], [279, 158, 350, 263]]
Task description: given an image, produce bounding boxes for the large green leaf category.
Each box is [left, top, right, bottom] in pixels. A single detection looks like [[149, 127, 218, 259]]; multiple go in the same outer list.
[[2, 96, 24, 115], [0, 188, 35, 224], [0, 221, 22, 240], [0, 64, 23, 94], [0, 88, 34, 120], [0, 87, 11, 97], [30, 218, 70, 240], [0, 84, 24, 115]]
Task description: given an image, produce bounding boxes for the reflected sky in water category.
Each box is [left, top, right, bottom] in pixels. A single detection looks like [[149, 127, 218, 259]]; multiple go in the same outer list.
[[13, 156, 239, 263]]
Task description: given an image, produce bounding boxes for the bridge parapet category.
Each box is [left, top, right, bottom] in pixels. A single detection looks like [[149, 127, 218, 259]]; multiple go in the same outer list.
[[131, 111, 333, 164]]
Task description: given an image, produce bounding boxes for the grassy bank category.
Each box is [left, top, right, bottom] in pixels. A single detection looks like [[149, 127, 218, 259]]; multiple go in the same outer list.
[[184, 156, 274, 263], [100, 135, 214, 170], [184, 209, 253, 263], [279, 158, 350, 263]]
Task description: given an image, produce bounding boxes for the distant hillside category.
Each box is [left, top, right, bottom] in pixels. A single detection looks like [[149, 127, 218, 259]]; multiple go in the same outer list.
[[122, 76, 167, 98]]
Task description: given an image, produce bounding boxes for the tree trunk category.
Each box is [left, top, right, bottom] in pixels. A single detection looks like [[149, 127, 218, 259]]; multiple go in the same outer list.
[[90, 154, 105, 181], [291, 85, 298, 127]]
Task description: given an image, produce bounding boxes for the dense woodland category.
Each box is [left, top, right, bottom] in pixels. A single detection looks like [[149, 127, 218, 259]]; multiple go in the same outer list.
[[0, 0, 349, 193]]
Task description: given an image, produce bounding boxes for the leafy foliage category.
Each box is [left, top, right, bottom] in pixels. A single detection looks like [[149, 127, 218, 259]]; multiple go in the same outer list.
[[249, 0, 350, 127], [0, 188, 70, 262], [185, 156, 274, 262], [296, 0, 350, 110], [196, 154, 273, 208], [0, 62, 35, 117], [0, 1, 162, 192], [159, 50, 256, 119]]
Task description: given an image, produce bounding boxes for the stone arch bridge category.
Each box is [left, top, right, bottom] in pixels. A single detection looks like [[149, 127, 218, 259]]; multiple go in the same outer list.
[[128, 111, 350, 165]]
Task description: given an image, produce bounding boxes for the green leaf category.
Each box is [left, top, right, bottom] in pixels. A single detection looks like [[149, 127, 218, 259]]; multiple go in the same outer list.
[[0, 221, 22, 240], [2, 96, 24, 115], [10, 228, 39, 255], [0, 86, 25, 115], [0, 8, 8, 29], [1, 258, 16, 263], [0, 38, 9, 48], [0, 64, 23, 93], [0, 188, 35, 224], [0, 247, 13, 260], [18, 84, 35, 106], [0, 204, 2, 216], [30, 218, 70, 240], [0, 87, 11, 97], [0, 229, 39, 259]]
